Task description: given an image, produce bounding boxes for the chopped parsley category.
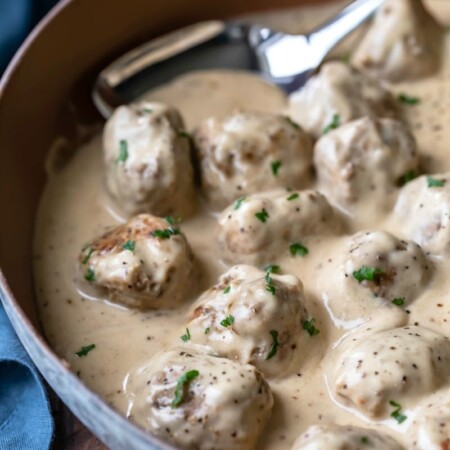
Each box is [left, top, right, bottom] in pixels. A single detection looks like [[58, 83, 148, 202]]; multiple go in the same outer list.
[[151, 227, 181, 239], [265, 267, 277, 295], [290, 242, 309, 257], [75, 344, 96, 357], [122, 240, 135, 252], [165, 216, 181, 226], [181, 328, 191, 342], [266, 330, 280, 360], [392, 297, 405, 307], [287, 193, 299, 201], [398, 94, 420, 106], [234, 197, 246, 210], [255, 209, 269, 223], [271, 160, 282, 176], [223, 286, 231, 294], [389, 400, 407, 424], [427, 176, 446, 188], [116, 139, 128, 163], [303, 319, 320, 336], [84, 268, 95, 282], [322, 113, 341, 134], [361, 436, 370, 445], [82, 248, 94, 265], [285, 116, 301, 130], [352, 266, 385, 283], [177, 130, 192, 140], [172, 370, 199, 408], [264, 264, 281, 274], [204, 327, 210, 335], [397, 169, 417, 187], [220, 315, 235, 327]]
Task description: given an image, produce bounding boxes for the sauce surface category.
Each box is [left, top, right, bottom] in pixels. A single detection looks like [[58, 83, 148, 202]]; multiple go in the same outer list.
[[33, 2, 450, 449]]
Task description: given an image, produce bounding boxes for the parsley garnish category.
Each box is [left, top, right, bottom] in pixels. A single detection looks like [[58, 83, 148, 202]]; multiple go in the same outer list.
[[285, 116, 301, 130], [255, 209, 269, 223], [75, 344, 96, 357], [290, 242, 309, 257], [303, 319, 320, 336], [266, 330, 280, 360], [181, 328, 191, 342], [204, 327, 210, 335], [223, 286, 231, 294], [220, 315, 235, 327], [116, 139, 128, 163], [165, 216, 181, 226], [287, 193, 299, 201], [177, 130, 192, 140], [398, 94, 420, 106], [427, 176, 446, 188], [234, 197, 246, 210], [84, 268, 95, 282], [397, 169, 417, 187], [265, 267, 278, 295], [151, 227, 181, 239], [122, 240, 135, 252], [352, 266, 385, 283], [82, 248, 94, 264], [264, 264, 281, 274], [323, 113, 341, 134], [172, 370, 199, 408], [271, 160, 282, 176], [392, 297, 405, 307], [389, 400, 407, 424]]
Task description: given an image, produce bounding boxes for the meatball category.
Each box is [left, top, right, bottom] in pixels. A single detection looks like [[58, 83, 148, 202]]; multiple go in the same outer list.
[[103, 101, 195, 217], [193, 111, 313, 209], [394, 174, 450, 254], [331, 326, 450, 418], [78, 214, 194, 309], [217, 189, 342, 265], [185, 265, 310, 377], [291, 424, 403, 450], [287, 61, 398, 139], [342, 230, 431, 306], [351, 0, 443, 82], [125, 345, 273, 450], [410, 397, 450, 450], [314, 117, 418, 210]]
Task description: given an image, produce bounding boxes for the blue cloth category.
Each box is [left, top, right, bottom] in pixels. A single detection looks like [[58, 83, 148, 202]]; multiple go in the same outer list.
[[0, 303, 54, 450]]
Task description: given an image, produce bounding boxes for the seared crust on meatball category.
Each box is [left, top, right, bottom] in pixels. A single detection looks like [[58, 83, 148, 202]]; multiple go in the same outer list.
[[217, 189, 342, 265], [331, 326, 450, 418], [193, 111, 313, 209], [394, 174, 450, 254], [352, 0, 443, 82], [288, 62, 398, 138], [291, 424, 404, 450], [103, 101, 195, 217], [314, 117, 418, 209], [410, 396, 450, 450], [79, 214, 194, 309], [185, 265, 310, 377], [125, 345, 273, 450]]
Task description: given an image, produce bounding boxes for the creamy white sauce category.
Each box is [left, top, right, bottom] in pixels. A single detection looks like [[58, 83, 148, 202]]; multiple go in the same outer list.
[[33, 2, 450, 449]]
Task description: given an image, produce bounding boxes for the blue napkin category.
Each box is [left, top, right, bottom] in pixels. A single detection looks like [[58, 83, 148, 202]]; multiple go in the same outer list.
[[0, 303, 54, 450]]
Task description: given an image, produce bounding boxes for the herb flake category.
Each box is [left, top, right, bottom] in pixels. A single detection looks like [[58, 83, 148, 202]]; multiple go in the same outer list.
[[271, 160, 282, 176], [82, 248, 94, 265], [172, 370, 199, 408], [389, 400, 407, 424], [392, 297, 405, 307], [352, 266, 385, 283], [266, 330, 280, 360], [151, 227, 181, 239], [323, 113, 341, 134], [223, 286, 231, 294], [398, 94, 420, 106], [255, 209, 269, 223], [116, 139, 128, 163], [234, 197, 246, 210], [122, 240, 135, 252], [290, 242, 309, 257], [285, 116, 301, 130], [427, 176, 446, 188], [76, 344, 96, 357], [220, 315, 235, 327], [181, 328, 191, 342], [287, 193, 299, 201], [397, 169, 417, 187], [84, 268, 95, 282], [303, 319, 320, 336]]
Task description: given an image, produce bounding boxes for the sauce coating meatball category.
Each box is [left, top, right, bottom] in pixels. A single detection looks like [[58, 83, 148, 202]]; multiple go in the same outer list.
[[331, 326, 450, 419], [217, 189, 342, 265], [185, 265, 310, 377], [291, 424, 403, 450], [125, 345, 273, 450], [287, 61, 398, 139], [394, 174, 450, 254], [410, 396, 450, 450], [351, 0, 443, 82], [193, 111, 313, 209], [314, 117, 418, 210], [103, 101, 195, 217], [78, 214, 194, 309]]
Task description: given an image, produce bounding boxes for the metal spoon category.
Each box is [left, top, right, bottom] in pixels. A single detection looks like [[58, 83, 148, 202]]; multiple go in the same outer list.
[[93, 0, 383, 118]]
